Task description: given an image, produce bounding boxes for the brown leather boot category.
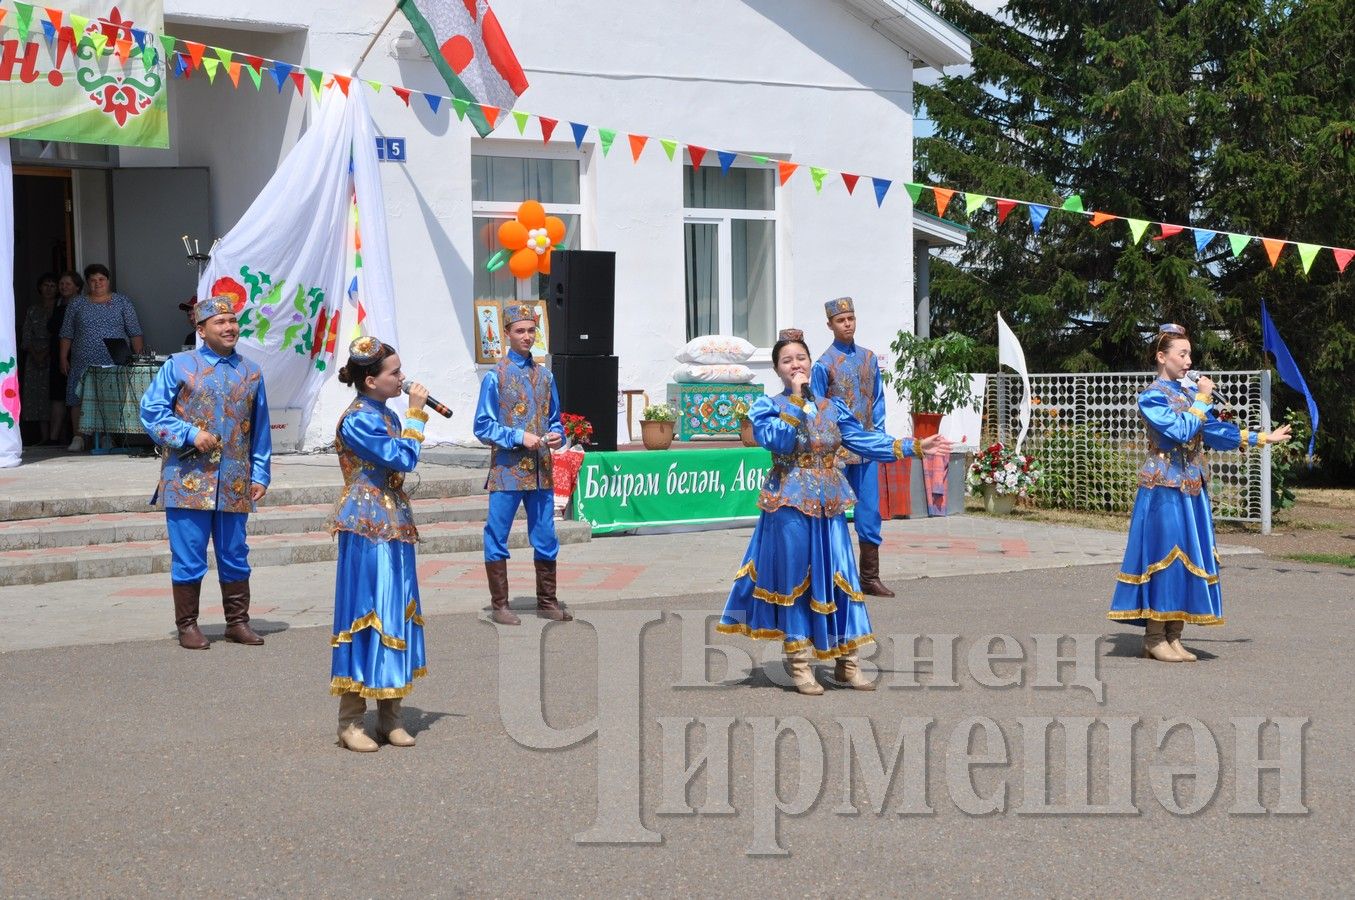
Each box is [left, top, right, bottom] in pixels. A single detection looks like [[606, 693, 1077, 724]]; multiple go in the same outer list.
[[833, 649, 877, 690], [1164, 620, 1198, 661], [858, 541, 895, 597], [1142, 620, 1184, 662], [486, 560, 520, 625], [535, 559, 573, 621], [221, 579, 265, 645], [172, 581, 209, 650], [336, 693, 378, 752], [377, 698, 416, 747], [784, 648, 824, 695]]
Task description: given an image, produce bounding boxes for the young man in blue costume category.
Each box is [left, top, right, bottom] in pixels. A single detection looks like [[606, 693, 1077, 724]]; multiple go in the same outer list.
[[140, 295, 271, 649], [473, 304, 571, 625], [810, 296, 895, 597]]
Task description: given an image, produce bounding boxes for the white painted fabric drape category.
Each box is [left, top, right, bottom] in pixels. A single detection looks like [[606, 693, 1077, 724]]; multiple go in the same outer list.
[[0, 139, 21, 468]]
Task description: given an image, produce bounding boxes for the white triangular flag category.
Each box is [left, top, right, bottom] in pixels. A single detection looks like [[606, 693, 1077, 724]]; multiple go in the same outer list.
[[997, 313, 1031, 452]]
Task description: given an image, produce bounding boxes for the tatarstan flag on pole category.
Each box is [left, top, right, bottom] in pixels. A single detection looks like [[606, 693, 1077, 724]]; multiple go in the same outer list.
[[397, 0, 529, 137]]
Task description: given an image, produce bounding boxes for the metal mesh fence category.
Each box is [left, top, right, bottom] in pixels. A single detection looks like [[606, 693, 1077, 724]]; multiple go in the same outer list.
[[982, 371, 1270, 525]]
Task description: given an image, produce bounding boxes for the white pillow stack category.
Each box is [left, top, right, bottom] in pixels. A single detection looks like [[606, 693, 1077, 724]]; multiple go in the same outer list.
[[671, 335, 757, 384]]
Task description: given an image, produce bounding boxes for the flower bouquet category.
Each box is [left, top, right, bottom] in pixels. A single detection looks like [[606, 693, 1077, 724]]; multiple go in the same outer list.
[[967, 443, 1042, 512], [552, 413, 592, 519]]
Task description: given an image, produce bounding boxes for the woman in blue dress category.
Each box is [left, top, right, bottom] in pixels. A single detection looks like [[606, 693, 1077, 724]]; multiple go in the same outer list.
[[717, 329, 953, 694], [327, 336, 432, 751], [1109, 324, 1291, 662]]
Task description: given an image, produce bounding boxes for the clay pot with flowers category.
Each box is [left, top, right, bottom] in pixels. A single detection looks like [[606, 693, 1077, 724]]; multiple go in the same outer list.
[[640, 403, 676, 450]]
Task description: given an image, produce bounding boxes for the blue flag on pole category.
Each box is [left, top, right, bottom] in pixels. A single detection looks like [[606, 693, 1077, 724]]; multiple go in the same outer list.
[[1260, 300, 1318, 459]]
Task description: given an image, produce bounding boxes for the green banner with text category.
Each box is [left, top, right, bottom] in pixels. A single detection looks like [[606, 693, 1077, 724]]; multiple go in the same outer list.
[[573, 447, 773, 534]]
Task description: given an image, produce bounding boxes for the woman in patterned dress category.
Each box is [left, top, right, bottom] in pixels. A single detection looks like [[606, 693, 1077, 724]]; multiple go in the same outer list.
[[327, 337, 432, 752], [57, 263, 144, 452], [717, 329, 953, 694], [19, 273, 58, 442], [1109, 324, 1292, 661]]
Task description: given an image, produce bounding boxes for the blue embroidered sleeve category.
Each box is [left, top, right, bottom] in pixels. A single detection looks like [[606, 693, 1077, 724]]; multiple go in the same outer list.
[[250, 376, 271, 487], [1201, 407, 1243, 451], [139, 356, 197, 449], [836, 397, 911, 460], [546, 376, 564, 440], [473, 369, 524, 449], [752, 396, 802, 454], [810, 362, 830, 401], [1140, 390, 1205, 444], [340, 408, 421, 473], [871, 362, 887, 431]]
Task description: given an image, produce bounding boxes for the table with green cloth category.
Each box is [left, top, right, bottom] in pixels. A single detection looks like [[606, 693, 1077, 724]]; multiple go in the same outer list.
[[79, 362, 163, 435]]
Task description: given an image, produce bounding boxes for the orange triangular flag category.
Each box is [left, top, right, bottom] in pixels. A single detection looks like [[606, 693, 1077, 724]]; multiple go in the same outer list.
[[1089, 211, 1116, 227], [1261, 238, 1286, 267], [1154, 223, 1184, 241], [841, 172, 859, 194], [778, 161, 799, 186], [628, 134, 647, 162], [332, 73, 351, 95], [480, 104, 501, 129], [43, 7, 61, 31], [932, 187, 955, 216], [996, 199, 1018, 223], [183, 40, 206, 70], [115, 38, 133, 63], [227, 61, 242, 87]]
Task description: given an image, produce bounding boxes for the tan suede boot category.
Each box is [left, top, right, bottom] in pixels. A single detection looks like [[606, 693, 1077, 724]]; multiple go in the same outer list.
[[1142, 620, 1184, 662], [833, 649, 877, 690], [1164, 620, 1198, 661], [377, 698, 416, 747], [785, 648, 824, 695], [485, 560, 520, 625], [336, 693, 378, 752]]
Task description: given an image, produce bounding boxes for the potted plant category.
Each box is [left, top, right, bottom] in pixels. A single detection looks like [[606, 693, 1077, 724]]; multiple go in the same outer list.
[[967, 442, 1042, 514], [733, 400, 757, 447], [883, 331, 983, 440], [640, 402, 677, 450]]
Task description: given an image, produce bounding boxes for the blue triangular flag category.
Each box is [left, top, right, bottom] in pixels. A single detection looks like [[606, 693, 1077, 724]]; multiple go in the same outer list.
[[41, 19, 56, 43], [1193, 229, 1217, 254], [1260, 300, 1319, 460], [131, 28, 147, 49], [570, 122, 588, 149], [173, 53, 188, 78], [717, 151, 737, 175], [424, 92, 441, 113], [348, 275, 359, 301], [1028, 204, 1050, 234], [872, 177, 891, 207], [269, 61, 293, 92]]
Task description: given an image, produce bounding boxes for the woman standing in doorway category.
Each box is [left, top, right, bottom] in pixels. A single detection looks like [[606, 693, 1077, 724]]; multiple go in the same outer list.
[[57, 263, 143, 451], [19, 273, 58, 444]]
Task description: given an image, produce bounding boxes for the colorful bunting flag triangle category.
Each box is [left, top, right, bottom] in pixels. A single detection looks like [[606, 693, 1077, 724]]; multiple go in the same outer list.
[[539, 116, 558, 144], [659, 139, 677, 161], [1333, 248, 1354, 274], [597, 128, 616, 156], [1154, 223, 1184, 241], [687, 145, 707, 169], [451, 98, 469, 120], [1295, 243, 1320, 274], [1261, 238, 1286, 268], [227, 61, 242, 88], [14, 2, 33, 42], [840, 172, 859, 195], [717, 151, 736, 174], [964, 193, 988, 215], [246, 62, 264, 90], [570, 122, 588, 149], [1192, 229, 1216, 253], [932, 187, 955, 216], [904, 182, 924, 205], [628, 134, 648, 162], [202, 57, 219, 83], [996, 199, 1018, 224], [1126, 218, 1150, 244], [1228, 233, 1251, 257], [1061, 194, 1085, 213], [424, 92, 441, 113], [872, 177, 891, 207], [512, 110, 529, 135], [1028, 204, 1049, 234], [810, 167, 827, 193], [270, 62, 293, 92], [777, 161, 798, 186]]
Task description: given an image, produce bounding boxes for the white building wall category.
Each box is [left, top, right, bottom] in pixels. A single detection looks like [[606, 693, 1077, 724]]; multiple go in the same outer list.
[[159, 0, 922, 446]]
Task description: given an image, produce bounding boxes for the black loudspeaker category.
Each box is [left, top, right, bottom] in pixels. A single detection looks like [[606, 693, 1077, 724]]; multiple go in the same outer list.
[[547, 250, 615, 356], [552, 354, 618, 452]]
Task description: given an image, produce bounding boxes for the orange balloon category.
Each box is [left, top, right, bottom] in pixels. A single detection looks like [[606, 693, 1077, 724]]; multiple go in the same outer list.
[[508, 247, 539, 279], [517, 200, 546, 229], [498, 219, 529, 250], [538, 251, 552, 276], [544, 216, 566, 244]]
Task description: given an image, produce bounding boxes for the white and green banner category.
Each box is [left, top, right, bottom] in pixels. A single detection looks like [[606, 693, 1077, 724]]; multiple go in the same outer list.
[[0, 2, 168, 148]]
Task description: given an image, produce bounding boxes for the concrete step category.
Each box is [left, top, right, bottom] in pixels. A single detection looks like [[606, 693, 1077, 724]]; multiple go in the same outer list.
[[0, 518, 592, 587], [0, 472, 488, 522], [0, 495, 510, 551]]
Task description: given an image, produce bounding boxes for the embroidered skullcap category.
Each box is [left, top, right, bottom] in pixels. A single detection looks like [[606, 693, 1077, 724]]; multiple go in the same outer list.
[[777, 328, 805, 342], [347, 335, 384, 365], [503, 304, 538, 327], [1156, 323, 1187, 337], [194, 295, 235, 324], [824, 296, 855, 318]]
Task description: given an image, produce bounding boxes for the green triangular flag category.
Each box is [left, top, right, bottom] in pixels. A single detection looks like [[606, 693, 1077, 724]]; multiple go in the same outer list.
[[1296, 242, 1320, 274], [905, 182, 925, 204], [1061, 194, 1085, 213], [810, 167, 828, 193], [1126, 218, 1150, 244], [751, 154, 769, 165], [90, 32, 109, 56], [306, 67, 323, 92], [512, 110, 529, 135], [157, 35, 176, 62], [1228, 233, 1251, 257], [659, 139, 677, 161], [246, 63, 263, 90], [367, 80, 383, 92], [451, 98, 468, 120], [140, 45, 157, 70], [69, 13, 89, 37], [964, 193, 988, 215], [598, 128, 616, 156], [202, 57, 219, 83], [14, 3, 33, 43], [213, 46, 233, 66]]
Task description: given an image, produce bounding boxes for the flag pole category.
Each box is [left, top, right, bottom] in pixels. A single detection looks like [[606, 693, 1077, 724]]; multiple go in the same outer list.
[[353, 2, 402, 75]]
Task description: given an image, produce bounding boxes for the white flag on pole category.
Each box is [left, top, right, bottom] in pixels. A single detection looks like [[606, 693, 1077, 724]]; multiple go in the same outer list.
[[997, 313, 1031, 452]]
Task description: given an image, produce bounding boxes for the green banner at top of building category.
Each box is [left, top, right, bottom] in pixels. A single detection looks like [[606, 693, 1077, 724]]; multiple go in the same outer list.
[[1, 2, 169, 148]]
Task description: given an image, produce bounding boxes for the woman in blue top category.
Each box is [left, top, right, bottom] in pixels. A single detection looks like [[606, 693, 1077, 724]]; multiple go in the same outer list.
[[57, 263, 143, 452], [327, 336, 432, 752], [718, 329, 953, 694], [1109, 324, 1291, 662]]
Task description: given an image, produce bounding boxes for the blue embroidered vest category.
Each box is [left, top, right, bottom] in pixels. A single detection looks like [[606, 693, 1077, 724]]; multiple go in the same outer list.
[[326, 397, 419, 543], [816, 343, 878, 464], [759, 396, 858, 519], [157, 350, 263, 513], [1137, 379, 1208, 496], [486, 357, 554, 492]]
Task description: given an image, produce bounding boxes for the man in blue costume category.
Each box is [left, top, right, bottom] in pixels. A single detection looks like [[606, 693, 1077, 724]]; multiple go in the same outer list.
[[810, 296, 894, 597], [473, 304, 570, 625], [140, 295, 271, 649]]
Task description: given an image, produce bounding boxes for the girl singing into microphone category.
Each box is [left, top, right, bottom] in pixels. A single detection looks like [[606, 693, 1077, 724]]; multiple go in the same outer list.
[[716, 329, 953, 694], [1109, 324, 1291, 662], [326, 337, 432, 751]]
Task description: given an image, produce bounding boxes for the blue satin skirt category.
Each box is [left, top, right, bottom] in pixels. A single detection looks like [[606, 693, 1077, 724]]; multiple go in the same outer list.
[[330, 532, 428, 698], [717, 507, 874, 659], [1109, 486, 1223, 627]]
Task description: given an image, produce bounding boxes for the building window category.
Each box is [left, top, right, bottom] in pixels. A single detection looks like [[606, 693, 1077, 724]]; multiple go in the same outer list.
[[471, 152, 582, 305], [682, 162, 777, 346]]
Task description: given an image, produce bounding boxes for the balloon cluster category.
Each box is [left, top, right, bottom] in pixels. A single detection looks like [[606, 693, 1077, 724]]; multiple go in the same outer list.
[[487, 200, 568, 279]]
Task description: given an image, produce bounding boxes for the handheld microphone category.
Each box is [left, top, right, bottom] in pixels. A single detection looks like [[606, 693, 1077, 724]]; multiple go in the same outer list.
[[1185, 370, 1229, 406], [402, 382, 453, 418], [800, 381, 815, 403]]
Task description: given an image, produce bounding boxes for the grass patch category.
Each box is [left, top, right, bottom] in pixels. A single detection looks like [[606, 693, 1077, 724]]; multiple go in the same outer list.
[[1283, 553, 1355, 569]]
